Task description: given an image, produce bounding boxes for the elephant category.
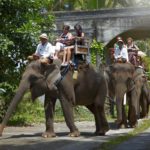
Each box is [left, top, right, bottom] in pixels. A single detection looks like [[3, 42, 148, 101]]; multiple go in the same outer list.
[[139, 82, 150, 118], [104, 63, 149, 128], [0, 59, 109, 137]]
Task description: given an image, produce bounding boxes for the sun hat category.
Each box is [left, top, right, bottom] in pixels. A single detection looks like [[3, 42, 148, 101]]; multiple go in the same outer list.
[[39, 33, 48, 39], [117, 37, 123, 43]]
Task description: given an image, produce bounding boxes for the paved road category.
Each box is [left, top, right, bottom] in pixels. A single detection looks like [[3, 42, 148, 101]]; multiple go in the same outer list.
[[0, 121, 133, 150], [113, 128, 150, 150]]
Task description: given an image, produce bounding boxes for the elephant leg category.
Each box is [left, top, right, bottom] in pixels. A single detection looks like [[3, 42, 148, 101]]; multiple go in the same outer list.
[[87, 104, 109, 136], [96, 104, 109, 135], [116, 98, 123, 128], [140, 94, 148, 118], [42, 94, 56, 138], [122, 105, 128, 128], [86, 104, 99, 134], [59, 93, 80, 137], [128, 94, 138, 128]]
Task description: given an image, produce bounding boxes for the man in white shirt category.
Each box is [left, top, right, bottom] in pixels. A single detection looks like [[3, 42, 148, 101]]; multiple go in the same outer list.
[[114, 37, 129, 63], [28, 33, 55, 63]]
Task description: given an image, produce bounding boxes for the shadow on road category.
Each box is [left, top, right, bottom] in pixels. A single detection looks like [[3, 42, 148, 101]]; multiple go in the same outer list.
[[0, 121, 135, 150]]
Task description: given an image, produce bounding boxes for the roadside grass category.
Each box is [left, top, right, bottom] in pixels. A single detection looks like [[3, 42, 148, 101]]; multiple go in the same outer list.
[[7, 94, 94, 125], [54, 103, 94, 122], [99, 118, 150, 150]]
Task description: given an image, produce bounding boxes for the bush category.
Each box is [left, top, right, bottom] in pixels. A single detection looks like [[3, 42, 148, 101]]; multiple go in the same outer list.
[[0, 83, 16, 122], [143, 56, 150, 80], [90, 39, 104, 65], [8, 96, 44, 126]]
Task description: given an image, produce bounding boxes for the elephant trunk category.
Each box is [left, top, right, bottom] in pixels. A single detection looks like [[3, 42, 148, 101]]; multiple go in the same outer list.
[[115, 83, 127, 125], [0, 79, 29, 136]]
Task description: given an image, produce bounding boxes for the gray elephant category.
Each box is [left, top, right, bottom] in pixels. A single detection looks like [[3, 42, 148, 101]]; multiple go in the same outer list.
[[0, 60, 109, 137], [104, 63, 149, 128], [128, 66, 150, 127], [138, 74, 150, 119]]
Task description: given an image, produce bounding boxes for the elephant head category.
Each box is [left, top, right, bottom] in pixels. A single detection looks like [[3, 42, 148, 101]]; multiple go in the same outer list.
[[0, 59, 62, 136], [106, 63, 135, 99], [104, 63, 135, 127]]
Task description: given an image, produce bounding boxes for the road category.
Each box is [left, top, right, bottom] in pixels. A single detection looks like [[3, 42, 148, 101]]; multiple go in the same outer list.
[[113, 127, 150, 150], [0, 121, 134, 150]]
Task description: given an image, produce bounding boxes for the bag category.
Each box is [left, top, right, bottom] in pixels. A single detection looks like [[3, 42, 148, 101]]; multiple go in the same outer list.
[[64, 39, 75, 46]]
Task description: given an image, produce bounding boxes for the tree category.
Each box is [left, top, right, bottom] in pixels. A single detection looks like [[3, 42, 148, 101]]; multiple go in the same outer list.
[[0, 0, 54, 88], [0, 0, 55, 123], [52, 0, 150, 11]]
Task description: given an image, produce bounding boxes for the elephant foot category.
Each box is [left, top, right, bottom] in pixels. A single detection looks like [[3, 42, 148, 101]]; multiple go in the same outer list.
[[95, 131, 106, 136], [140, 113, 148, 119], [129, 123, 138, 128], [68, 130, 80, 137], [120, 124, 126, 129], [94, 124, 109, 136], [104, 124, 109, 133], [42, 131, 56, 138], [0, 124, 5, 136], [129, 121, 138, 128], [115, 120, 123, 129]]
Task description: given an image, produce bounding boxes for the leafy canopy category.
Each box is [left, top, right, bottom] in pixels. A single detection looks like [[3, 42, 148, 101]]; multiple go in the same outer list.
[[0, 0, 54, 87]]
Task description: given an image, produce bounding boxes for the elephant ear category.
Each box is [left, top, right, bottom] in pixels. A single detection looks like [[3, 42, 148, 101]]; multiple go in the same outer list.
[[30, 78, 46, 101], [29, 73, 44, 87], [45, 64, 62, 90]]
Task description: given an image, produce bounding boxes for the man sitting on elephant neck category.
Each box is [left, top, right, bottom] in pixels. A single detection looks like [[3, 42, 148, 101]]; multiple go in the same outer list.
[[114, 37, 129, 63], [28, 33, 55, 64]]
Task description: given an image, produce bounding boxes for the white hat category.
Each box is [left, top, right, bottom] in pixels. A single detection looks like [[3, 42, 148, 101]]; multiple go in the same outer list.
[[39, 33, 48, 39], [117, 37, 123, 43]]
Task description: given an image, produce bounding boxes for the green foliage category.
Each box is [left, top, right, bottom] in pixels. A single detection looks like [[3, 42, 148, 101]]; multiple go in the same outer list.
[[143, 57, 150, 80], [8, 94, 44, 126], [0, 0, 55, 123], [52, 0, 148, 11], [90, 39, 104, 64], [0, 90, 44, 125], [136, 39, 150, 79], [0, 0, 54, 86], [143, 57, 150, 71], [0, 82, 16, 122], [1, 90, 95, 125], [54, 102, 94, 122], [136, 39, 150, 54]]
